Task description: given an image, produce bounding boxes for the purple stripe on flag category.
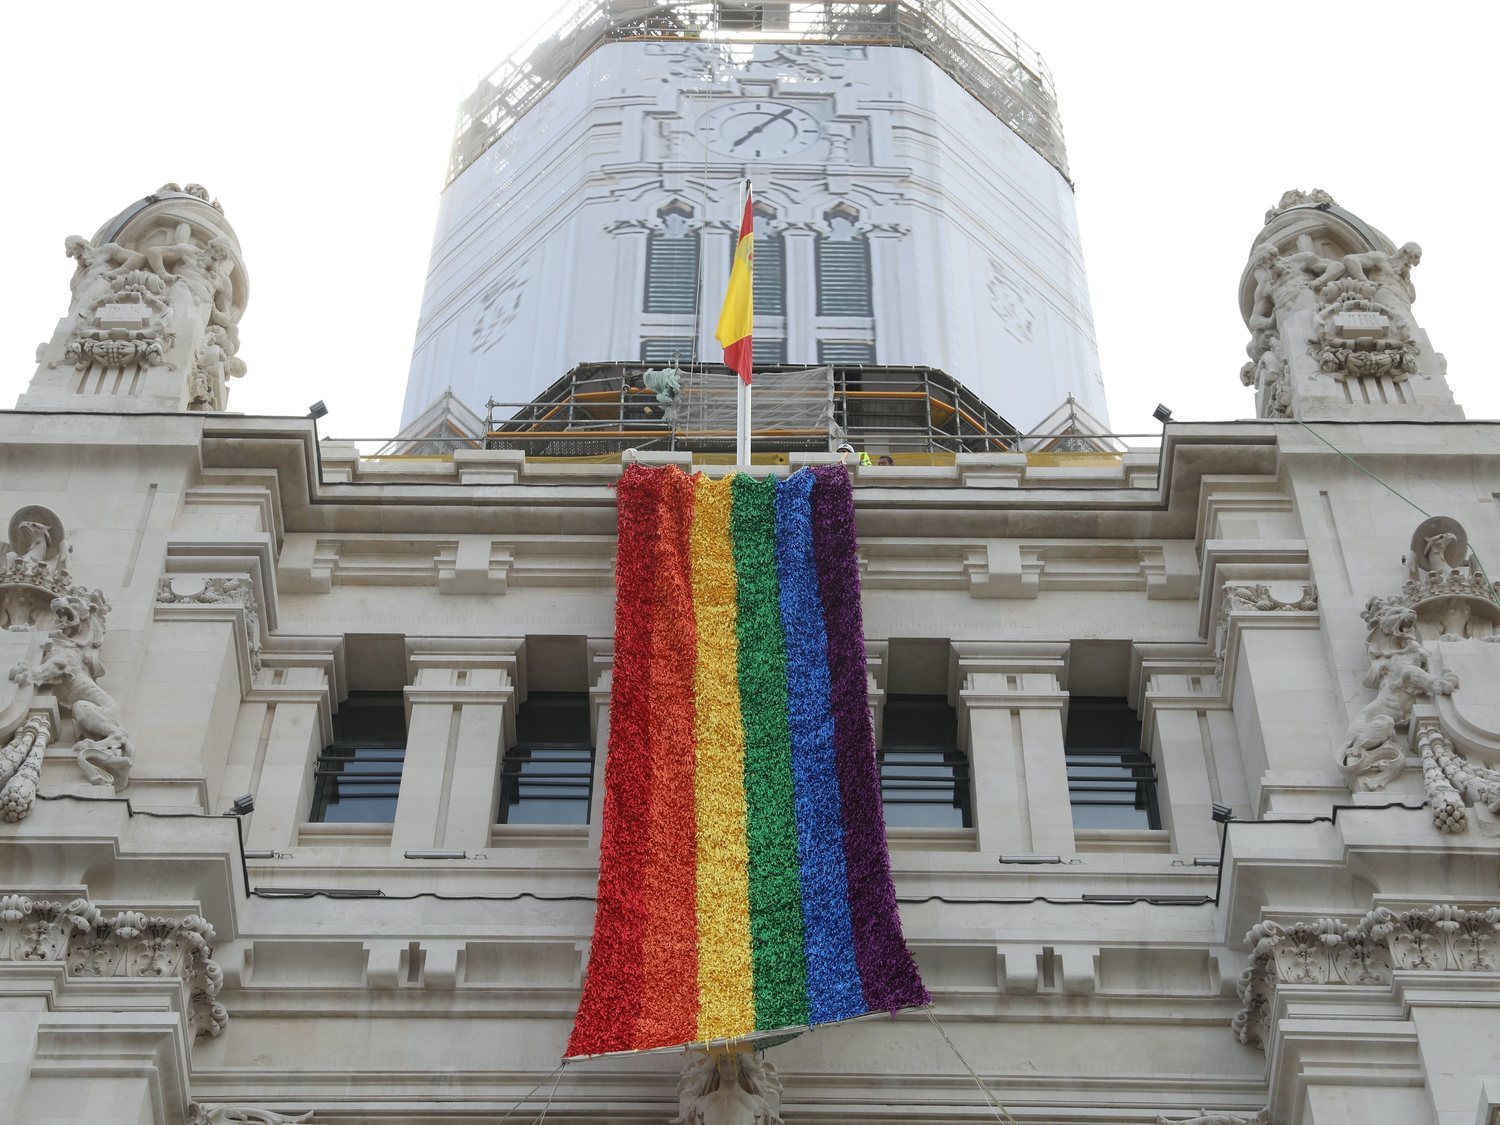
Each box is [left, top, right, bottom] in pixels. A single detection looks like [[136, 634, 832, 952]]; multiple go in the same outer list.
[[809, 465, 931, 1013]]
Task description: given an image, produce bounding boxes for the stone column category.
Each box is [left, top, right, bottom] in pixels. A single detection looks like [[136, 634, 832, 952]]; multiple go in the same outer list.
[[952, 642, 1073, 855], [392, 638, 521, 852], [216, 642, 336, 852], [1148, 708, 1222, 858], [586, 640, 612, 854], [241, 682, 329, 853], [1404, 977, 1500, 1125]]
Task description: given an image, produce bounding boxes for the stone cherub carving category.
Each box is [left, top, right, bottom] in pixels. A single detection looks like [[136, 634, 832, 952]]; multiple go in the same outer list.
[[673, 1051, 784, 1125], [1340, 596, 1458, 790], [9, 590, 134, 789]]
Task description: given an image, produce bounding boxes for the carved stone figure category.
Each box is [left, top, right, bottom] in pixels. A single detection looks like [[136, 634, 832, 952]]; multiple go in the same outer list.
[[673, 1051, 784, 1125], [1264, 187, 1337, 224], [188, 1106, 313, 1124], [1235, 904, 1500, 1049], [1276, 247, 1345, 312], [0, 717, 50, 822], [157, 575, 263, 673], [1215, 583, 1317, 677], [10, 590, 134, 788], [1157, 1111, 1269, 1125], [1340, 596, 1458, 790], [0, 895, 227, 1038], [187, 324, 247, 412]]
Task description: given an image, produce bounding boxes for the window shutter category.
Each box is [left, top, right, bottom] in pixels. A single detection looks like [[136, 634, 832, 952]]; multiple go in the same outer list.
[[817, 340, 876, 364], [644, 231, 700, 314], [816, 238, 873, 315]]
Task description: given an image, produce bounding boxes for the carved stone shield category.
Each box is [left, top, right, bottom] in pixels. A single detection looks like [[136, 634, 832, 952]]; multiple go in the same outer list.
[[0, 630, 42, 742]]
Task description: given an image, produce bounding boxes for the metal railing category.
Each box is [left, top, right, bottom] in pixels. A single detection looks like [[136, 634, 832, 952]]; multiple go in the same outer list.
[[448, 0, 1068, 184], [479, 361, 1022, 457]]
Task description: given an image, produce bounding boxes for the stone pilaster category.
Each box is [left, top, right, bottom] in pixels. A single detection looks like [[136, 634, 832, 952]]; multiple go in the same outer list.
[[951, 641, 1073, 855], [392, 638, 521, 852]]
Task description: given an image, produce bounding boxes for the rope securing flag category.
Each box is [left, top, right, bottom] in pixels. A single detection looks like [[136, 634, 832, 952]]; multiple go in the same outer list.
[[715, 190, 755, 385], [567, 464, 929, 1058]]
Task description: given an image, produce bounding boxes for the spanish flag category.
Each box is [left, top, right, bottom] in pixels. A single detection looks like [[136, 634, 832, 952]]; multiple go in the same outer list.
[[715, 188, 754, 385]]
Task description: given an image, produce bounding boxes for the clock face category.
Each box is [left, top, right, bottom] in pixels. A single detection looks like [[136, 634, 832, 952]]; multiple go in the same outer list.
[[699, 100, 822, 159]]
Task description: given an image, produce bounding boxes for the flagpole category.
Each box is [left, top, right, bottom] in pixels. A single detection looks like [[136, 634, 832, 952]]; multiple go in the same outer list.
[[735, 178, 752, 469]]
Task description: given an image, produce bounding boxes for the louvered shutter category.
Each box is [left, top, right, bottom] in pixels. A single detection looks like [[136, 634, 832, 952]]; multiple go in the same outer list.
[[817, 340, 876, 364], [816, 238, 873, 315], [644, 232, 700, 314], [640, 337, 694, 364]]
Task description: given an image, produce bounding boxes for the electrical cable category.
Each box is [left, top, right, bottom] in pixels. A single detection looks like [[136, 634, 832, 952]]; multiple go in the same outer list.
[[496, 1060, 566, 1123], [1293, 418, 1491, 575]]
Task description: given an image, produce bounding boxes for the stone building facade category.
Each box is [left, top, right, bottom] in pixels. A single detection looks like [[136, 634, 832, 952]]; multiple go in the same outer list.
[[3, 175, 1499, 1124]]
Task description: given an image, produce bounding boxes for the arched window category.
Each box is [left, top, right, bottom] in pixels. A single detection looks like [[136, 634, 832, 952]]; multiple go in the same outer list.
[[816, 204, 872, 316], [644, 200, 700, 314]]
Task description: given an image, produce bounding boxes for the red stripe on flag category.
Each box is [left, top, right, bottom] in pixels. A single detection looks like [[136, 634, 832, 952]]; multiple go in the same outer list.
[[566, 465, 660, 1056], [725, 337, 752, 386], [635, 468, 700, 1044]]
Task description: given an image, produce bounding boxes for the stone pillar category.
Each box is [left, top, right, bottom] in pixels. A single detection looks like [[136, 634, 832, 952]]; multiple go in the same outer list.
[[0, 999, 43, 1122], [586, 640, 612, 854], [20, 185, 249, 414], [241, 692, 327, 853], [234, 653, 337, 851], [392, 638, 521, 852], [1404, 977, 1500, 1125], [1149, 708, 1222, 858], [951, 642, 1073, 855]]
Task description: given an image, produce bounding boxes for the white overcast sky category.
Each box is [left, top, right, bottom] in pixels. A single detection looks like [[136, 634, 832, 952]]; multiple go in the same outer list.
[[3, 2, 1493, 442]]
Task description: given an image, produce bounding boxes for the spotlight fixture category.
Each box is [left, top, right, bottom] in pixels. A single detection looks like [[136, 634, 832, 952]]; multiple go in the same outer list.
[[308, 400, 329, 420], [1211, 803, 1235, 824], [403, 849, 467, 860], [230, 793, 255, 816], [1152, 404, 1173, 424], [243, 849, 276, 860]]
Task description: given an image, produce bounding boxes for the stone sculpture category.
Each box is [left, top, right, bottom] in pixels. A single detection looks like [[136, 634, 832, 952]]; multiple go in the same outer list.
[[1239, 192, 1447, 419], [11, 590, 133, 788], [1340, 596, 1457, 790], [0, 894, 227, 1039], [1156, 1111, 1269, 1125], [32, 186, 248, 413], [188, 1107, 313, 1124], [0, 506, 133, 798], [157, 575, 263, 673], [1234, 904, 1500, 1049], [1264, 187, 1337, 225], [1338, 516, 1500, 818], [673, 1051, 784, 1125], [1214, 583, 1317, 678]]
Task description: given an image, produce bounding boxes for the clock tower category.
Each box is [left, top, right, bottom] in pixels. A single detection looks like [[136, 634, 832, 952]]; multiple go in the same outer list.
[[400, 1, 1106, 437]]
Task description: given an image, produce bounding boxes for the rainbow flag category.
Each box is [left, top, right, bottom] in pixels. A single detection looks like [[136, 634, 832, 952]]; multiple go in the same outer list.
[[567, 464, 928, 1058]]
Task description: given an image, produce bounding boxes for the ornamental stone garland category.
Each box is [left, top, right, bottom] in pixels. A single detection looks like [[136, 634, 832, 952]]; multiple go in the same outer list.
[[0, 894, 228, 1039], [1233, 904, 1500, 1048]]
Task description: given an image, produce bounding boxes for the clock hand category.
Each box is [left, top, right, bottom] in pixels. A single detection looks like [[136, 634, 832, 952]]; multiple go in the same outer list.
[[730, 107, 794, 148]]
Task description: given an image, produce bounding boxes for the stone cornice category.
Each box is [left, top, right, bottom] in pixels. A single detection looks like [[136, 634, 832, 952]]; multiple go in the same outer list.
[[1233, 902, 1500, 1050]]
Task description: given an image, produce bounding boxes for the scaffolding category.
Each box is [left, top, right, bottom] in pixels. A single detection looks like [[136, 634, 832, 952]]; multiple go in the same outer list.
[[482, 361, 1020, 458], [448, 0, 1068, 185]]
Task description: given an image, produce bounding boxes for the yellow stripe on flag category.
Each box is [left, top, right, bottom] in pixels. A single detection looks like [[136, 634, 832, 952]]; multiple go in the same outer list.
[[716, 190, 755, 384]]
